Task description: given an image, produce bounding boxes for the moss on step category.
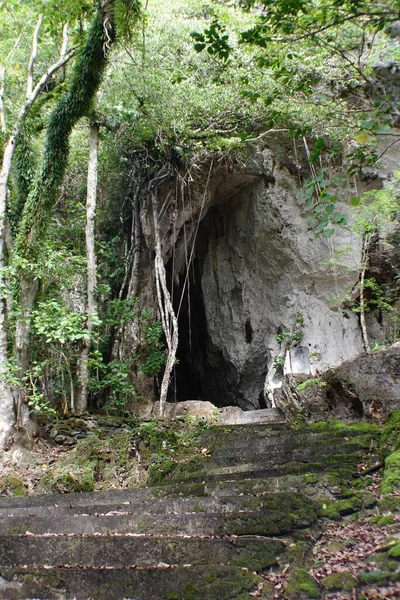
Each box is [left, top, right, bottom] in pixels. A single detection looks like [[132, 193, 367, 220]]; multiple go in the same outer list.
[[230, 539, 285, 570], [284, 568, 319, 599], [382, 450, 400, 494], [370, 551, 399, 572], [388, 542, 400, 559], [378, 494, 400, 512], [38, 466, 96, 493], [177, 567, 265, 600], [382, 409, 400, 453], [360, 571, 394, 585], [282, 541, 314, 569], [0, 474, 26, 496], [321, 570, 358, 591]]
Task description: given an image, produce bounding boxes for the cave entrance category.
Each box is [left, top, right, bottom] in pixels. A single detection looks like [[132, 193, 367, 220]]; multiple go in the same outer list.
[[166, 206, 255, 409]]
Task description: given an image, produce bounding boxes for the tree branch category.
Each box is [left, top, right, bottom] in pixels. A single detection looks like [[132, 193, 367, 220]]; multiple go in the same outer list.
[[27, 14, 43, 99]]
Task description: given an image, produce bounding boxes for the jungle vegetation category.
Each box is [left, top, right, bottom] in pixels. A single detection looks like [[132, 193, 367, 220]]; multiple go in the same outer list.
[[0, 0, 400, 448]]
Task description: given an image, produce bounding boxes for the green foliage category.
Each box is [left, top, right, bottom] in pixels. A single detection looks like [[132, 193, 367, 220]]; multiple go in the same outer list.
[[298, 168, 347, 237], [273, 355, 285, 374], [140, 320, 166, 376], [296, 378, 327, 392], [0, 357, 56, 417], [191, 17, 232, 60], [275, 313, 305, 350], [33, 301, 90, 345], [352, 278, 394, 314], [88, 352, 135, 410], [352, 183, 400, 238], [114, 0, 142, 42]]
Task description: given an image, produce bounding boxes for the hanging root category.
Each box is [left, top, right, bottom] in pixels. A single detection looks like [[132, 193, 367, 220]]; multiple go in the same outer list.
[[149, 168, 178, 418]]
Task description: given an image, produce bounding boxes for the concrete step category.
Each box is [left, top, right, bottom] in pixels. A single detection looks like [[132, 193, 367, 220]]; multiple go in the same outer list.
[[0, 495, 316, 537], [218, 407, 285, 425], [0, 565, 267, 600], [0, 491, 301, 519], [0, 534, 285, 570]]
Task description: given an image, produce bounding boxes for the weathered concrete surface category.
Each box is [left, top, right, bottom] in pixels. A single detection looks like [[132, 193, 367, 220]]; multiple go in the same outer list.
[[0, 566, 267, 600], [151, 400, 285, 425], [0, 418, 391, 600], [0, 535, 285, 570]]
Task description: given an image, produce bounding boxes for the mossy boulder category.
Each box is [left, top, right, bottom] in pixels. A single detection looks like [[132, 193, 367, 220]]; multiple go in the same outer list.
[[284, 568, 320, 599], [321, 571, 358, 592], [388, 542, 400, 559], [0, 474, 26, 496], [38, 465, 96, 493], [382, 450, 400, 494]]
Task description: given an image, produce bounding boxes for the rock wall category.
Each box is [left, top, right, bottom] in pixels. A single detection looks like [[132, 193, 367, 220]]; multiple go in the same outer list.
[[140, 143, 390, 410]]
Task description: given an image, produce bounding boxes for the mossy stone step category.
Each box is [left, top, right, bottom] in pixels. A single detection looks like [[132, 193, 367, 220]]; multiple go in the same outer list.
[[0, 565, 271, 600], [189, 439, 375, 466], [0, 499, 317, 537], [200, 431, 380, 461], [0, 492, 307, 519], [0, 534, 285, 570], [161, 453, 366, 485]]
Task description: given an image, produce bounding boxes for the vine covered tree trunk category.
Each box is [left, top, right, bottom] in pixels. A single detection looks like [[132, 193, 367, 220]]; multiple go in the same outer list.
[[76, 123, 99, 414], [0, 3, 122, 448]]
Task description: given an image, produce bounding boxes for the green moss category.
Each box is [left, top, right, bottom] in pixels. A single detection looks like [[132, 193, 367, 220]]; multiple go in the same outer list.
[[360, 571, 391, 585], [370, 552, 399, 572], [378, 495, 400, 512], [382, 409, 400, 452], [319, 495, 362, 520], [377, 516, 396, 526], [181, 567, 261, 600], [388, 543, 400, 559], [283, 541, 313, 568], [0, 475, 26, 496], [321, 571, 358, 591], [285, 568, 319, 599], [231, 540, 285, 571], [308, 421, 381, 435], [382, 450, 400, 493], [39, 466, 95, 493]]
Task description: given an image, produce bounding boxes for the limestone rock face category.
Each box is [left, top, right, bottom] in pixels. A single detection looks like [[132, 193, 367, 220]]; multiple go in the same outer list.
[[140, 143, 398, 410], [195, 148, 363, 408]]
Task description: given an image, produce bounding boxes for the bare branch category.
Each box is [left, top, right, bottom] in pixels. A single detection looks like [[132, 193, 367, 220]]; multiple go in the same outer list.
[[0, 65, 5, 134], [0, 33, 23, 134], [27, 14, 43, 98], [59, 23, 70, 83]]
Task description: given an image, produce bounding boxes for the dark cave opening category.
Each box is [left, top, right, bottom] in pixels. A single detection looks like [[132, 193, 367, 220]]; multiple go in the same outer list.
[[166, 206, 247, 408]]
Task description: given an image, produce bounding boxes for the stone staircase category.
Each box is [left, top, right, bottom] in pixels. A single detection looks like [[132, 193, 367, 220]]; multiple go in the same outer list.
[[0, 419, 384, 599]]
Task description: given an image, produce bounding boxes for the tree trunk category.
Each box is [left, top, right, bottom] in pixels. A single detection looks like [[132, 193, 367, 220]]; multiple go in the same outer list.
[[359, 235, 371, 354], [0, 64, 5, 134], [76, 123, 99, 414], [0, 300, 15, 450], [112, 177, 142, 361]]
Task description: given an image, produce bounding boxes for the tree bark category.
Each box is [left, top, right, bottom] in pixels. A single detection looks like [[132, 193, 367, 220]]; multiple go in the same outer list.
[[76, 123, 99, 414], [27, 15, 43, 98], [0, 65, 5, 134], [359, 235, 371, 354], [112, 176, 142, 362]]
